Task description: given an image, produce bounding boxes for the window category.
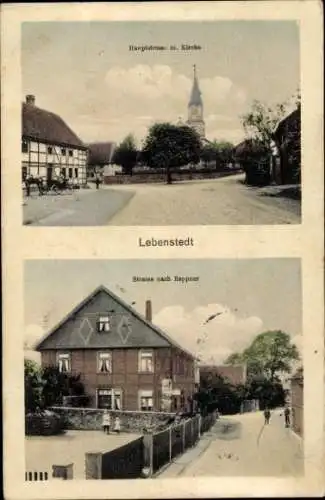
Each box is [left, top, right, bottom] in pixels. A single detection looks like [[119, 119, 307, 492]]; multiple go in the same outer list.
[[139, 350, 154, 373], [57, 352, 71, 373], [22, 166, 27, 181], [69, 150, 73, 157], [139, 390, 153, 411], [97, 315, 110, 332], [60, 168, 66, 178], [22, 140, 28, 153], [97, 388, 122, 410], [47, 146, 53, 154], [97, 352, 112, 373], [68, 168, 73, 178], [74, 168, 78, 178], [61, 148, 66, 155]]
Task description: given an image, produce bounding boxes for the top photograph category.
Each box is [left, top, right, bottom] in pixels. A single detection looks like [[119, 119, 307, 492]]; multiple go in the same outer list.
[[21, 21, 301, 226]]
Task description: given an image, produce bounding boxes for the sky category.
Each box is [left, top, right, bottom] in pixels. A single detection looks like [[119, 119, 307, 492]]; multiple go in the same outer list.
[[24, 259, 302, 365], [21, 21, 300, 146]]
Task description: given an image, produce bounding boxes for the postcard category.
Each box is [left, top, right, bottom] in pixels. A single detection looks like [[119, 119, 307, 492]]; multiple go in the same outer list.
[[1, 2, 324, 500]]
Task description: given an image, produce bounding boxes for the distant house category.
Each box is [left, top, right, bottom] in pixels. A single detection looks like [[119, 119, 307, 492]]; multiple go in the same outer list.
[[291, 367, 303, 437], [87, 142, 116, 178], [22, 95, 88, 185], [233, 139, 271, 186], [272, 106, 301, 185], [35, 285, 196, 413], [199, 364, 247, 386]]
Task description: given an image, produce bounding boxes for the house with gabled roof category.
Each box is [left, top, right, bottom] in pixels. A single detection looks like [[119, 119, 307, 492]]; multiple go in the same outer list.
[[35, 285, 197, 413], [87, 142, 117, 178], [22, 95, 88, 186]]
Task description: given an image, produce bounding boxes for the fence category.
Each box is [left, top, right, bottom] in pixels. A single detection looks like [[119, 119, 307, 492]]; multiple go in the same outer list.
[[25, 471, 49, 481], [148, 412, 216, 476], [25, 464, 73, 481], [85, 437, 144, 479], [85, 412, 216, 479]]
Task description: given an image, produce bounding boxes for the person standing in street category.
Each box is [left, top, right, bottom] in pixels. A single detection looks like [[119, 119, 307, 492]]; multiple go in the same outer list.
[[114, 416, 121, 434], [284, 406, 291, 428], [95, 176, 100, 190], [264, 407, 271, 425], [102, 409, 111, 434]]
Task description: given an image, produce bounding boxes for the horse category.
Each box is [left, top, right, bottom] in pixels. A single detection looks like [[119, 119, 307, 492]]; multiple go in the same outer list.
[[24, 175, 45, 196]]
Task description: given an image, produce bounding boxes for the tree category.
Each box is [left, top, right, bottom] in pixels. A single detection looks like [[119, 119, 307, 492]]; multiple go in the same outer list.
[[242, 100, 288, 148], [24, 359, 44, 412], [142, 123, 201, 184], [42, 366, 86, 407], [225, 330, 300, 382], [200, 140, 234, 169], [111, 134, 138, 175]]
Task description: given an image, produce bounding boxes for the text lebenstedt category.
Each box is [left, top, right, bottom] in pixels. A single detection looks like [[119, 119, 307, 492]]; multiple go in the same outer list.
[[138, 237, 194, 247]]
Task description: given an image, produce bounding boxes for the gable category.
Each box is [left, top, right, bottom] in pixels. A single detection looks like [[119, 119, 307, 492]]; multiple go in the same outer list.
[[36, 288, 172, 351]]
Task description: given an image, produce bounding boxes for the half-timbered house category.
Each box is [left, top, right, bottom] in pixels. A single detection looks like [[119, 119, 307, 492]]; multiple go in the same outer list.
[[22, 95, 88, 186]]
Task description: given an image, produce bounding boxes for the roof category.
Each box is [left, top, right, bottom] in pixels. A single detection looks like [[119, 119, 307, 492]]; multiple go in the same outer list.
[[35, 285, 195, 359], [273, 107, 301, 138], [188, 66, 203, 107], [233, 138, 268, 157], [22, 102, 87, 149], [88, 142, 116, 166], [199, 364, 247, 386]]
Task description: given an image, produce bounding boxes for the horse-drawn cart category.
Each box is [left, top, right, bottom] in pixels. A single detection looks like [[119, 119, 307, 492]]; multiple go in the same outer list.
[[24, 175, 74, 196]]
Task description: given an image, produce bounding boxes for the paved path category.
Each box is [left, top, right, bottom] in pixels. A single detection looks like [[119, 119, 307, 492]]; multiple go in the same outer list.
[[22, 175, 300, 226], [23, 187, 134, 226], [25, 430, 141, 479], [159, 411, 303, 478], [107, 174, 301, 225]]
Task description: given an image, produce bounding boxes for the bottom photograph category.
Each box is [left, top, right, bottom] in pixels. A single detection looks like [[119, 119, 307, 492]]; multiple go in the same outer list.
[[24, 258, 303, 480]]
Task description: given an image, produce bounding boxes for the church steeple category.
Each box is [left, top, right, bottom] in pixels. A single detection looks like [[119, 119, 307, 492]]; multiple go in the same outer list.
[[187, 65, 205, 138], [188, 64, 203, 107]]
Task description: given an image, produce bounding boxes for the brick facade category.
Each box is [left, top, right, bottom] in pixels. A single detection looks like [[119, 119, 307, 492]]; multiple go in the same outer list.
[[41, 346, 195, 411], [37, 286, 196, 412]]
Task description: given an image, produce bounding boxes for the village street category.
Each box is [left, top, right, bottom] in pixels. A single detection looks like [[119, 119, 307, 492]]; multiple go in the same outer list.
[[159, 410, 303, 478], [23, 174, 301, 226]]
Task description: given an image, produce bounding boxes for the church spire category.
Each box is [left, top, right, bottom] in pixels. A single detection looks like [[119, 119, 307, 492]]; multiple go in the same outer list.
[[188, 64, 203, 107]]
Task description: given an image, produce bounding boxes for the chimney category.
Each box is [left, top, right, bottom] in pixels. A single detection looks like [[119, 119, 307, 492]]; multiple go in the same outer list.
[[26, 95, 35, 106], [145, 300, 152, 322]]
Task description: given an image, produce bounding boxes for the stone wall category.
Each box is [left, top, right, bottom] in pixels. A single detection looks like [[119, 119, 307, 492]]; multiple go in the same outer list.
[[50, 407, 175, 433], [104, 169, 240, 185]]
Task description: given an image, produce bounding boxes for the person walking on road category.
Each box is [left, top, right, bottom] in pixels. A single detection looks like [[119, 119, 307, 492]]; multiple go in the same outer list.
[[95, 176, 100, 190], [284, 406, 291, 428], [264, 408, 271, 425], [102, 410, 111, 434]]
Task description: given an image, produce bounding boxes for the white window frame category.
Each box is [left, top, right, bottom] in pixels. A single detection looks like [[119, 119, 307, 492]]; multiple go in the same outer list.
[[97, 388, 122, 410], [138, 349, 154, 373], [57, 352, 71, 373], [97, 315, 111, 333], [97, 351, 112, 373], [139, 390, 154, 411]]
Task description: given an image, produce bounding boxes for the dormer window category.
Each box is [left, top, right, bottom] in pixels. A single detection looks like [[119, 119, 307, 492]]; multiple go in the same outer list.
[[97, 315, 110, 332]]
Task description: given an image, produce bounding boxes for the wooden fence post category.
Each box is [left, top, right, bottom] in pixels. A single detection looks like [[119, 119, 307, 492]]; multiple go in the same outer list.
[[169, 426, 172, 462], [141, 432, 153, 478]]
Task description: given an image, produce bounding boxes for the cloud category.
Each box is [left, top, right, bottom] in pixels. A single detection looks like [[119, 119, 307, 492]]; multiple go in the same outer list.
[[153, 304, 263, 364]]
